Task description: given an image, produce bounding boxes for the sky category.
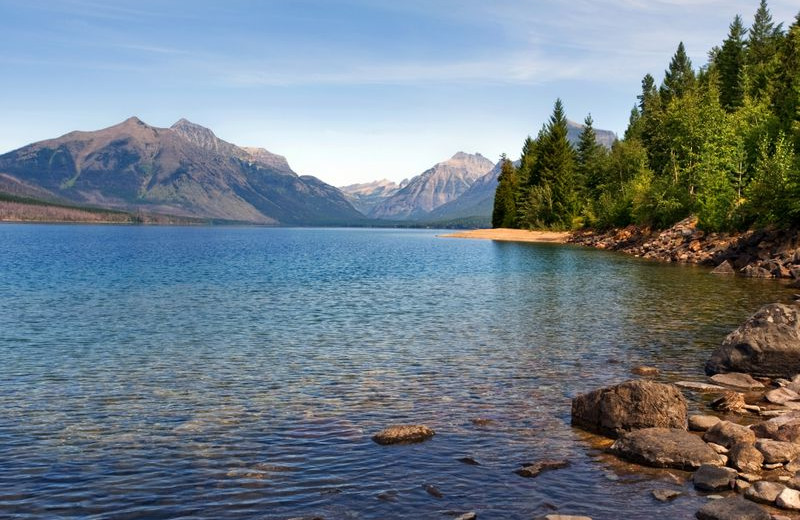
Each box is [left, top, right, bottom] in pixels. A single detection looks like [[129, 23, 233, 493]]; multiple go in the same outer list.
[[1, 1, 798, 186]]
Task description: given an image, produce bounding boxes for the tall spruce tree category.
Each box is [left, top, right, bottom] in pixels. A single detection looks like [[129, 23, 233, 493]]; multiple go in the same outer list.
[[576, 114, 605, 199], [661, 42, 696, 103], [773, 13, 800, 146], [535, 99, 577, 227], [492, 155, 518, 229], [718, 15, 748, 111], [638, 74, 658, 112], [748, 0, 783, 65]]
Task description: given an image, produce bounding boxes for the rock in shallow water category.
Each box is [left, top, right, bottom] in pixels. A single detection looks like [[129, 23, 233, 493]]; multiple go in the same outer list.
[[571, 380, 687, 437], [745, 480, 785, 504], [652, 488, 682, 502], [705, 303, 800, 378], [710, 372, 765, 390], [692, 464, 737, 491], [515, 459, 570, 478], [372, 425, 435, 445], [695, 496, 770, 520], [609, 428, 723, 470]]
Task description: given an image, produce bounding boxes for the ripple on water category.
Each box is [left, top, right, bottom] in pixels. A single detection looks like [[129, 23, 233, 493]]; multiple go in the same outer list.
[[0, 225, 794, 519]]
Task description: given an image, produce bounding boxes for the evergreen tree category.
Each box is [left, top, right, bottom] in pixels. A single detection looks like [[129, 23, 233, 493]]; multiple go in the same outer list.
[[773, 13, 800, 147], [535, 99, 577, 227], [576, 114, 606, 199], [638, 74, 658, 112], [718, 15, 748, 111], [748, 0, 783, 66], [660, 42, 696, 103], [492, 155, 518, 228]]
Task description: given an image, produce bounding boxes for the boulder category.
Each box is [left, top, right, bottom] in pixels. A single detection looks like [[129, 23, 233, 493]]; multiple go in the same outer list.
[[755, 439, 799, 464], [706, 304, 800, 378], [571, 380, 687, 437], [609, 428, 722, 470], [710, 373, 765, 390], [696, 496, 770, 520], [703, 421, 756, 448], [690, 415, 722, 432], [372, 425, 435, 445], [777, 487, 800, 510], [774, 420, 800, 443], [750, 421, 780, 439], [728, 442, 765, 473], [745, 480, 785, 504], [692, 464, 738, 491]]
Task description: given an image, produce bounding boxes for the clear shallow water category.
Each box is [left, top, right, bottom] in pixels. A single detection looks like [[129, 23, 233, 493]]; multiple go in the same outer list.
[[0, 225, 794, 520]]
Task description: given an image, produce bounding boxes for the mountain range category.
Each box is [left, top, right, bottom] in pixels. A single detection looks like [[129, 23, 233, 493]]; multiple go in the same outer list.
[[0, 117, 364, 225], [0, 117, 616, 227]]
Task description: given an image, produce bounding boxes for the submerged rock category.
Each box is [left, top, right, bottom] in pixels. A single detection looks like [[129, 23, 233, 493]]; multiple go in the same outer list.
[[695, 496, 770, 520], [515, 459, 570, 478], [631, 366, 660, 376], [711, 260, 736, 275], [706, 303, 800, 378], [609, 427, 722, 470], [571, 380, 687, 437], [372, 425, 435, 445], [652, 488, 682, 502]]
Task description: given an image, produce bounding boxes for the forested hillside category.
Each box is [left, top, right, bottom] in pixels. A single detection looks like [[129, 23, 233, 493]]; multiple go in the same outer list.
[[494, 0, 800, 233]]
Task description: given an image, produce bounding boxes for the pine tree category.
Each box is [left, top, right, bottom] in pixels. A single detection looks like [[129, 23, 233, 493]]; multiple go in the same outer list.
[[661, 42, 696, 103], [492, 155, 518, 228], [748, 0, 783, 66], [773, 13, 800, 147], [576, 114, 606, 199], [536, 99, 577, 228], [638, 74, 658, 112], [718, 15, 748, 111]]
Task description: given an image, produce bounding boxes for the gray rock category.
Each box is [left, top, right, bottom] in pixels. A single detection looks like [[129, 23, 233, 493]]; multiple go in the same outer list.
[[372, 425, 435, 445], [755, 439, 799, 464], [690, 415, 722, 432], [652, 488, 682, 502], [571, 380, 688, 437], [706, 303, 800, 378], [751, 421, 780, 439], [693, 464, 738, 491], [776, 487, 800, 510], [609, 427, 723, 470], [704, 421, 757, 448], [729, 442, 765, 473], [745, 480, 786, 504], [695, 496, 770, 520], [541, 516, 592, 520], [710, 373, 765, 390], [454, 514, 477, 520]]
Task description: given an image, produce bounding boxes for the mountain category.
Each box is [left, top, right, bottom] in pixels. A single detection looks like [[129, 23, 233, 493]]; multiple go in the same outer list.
[[339, 178, 407, 215], [0, 117, 364, 225], [368, 152, 495, 220], [566, 119, 617, 149]]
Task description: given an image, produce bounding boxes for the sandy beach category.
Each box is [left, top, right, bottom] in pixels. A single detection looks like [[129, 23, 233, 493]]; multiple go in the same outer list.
[[439, 227, 570, 243]]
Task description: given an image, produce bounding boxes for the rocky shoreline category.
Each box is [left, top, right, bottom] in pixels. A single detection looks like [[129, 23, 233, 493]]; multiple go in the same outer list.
[[569, 218, 800, 282], [565, 302, 800, 519]]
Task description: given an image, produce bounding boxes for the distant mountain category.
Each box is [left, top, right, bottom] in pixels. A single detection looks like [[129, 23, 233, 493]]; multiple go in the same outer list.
[[566, 119, 617, 149], [427, 122, 616, 225], [0, 117, 364, 225], [339, 178, 407, 215], [368, 152, 495, 220]]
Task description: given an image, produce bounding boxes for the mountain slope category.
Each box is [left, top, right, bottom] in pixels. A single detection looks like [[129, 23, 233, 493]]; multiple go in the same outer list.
[[368, 152, 494, 220], [339, 179, 405, 215], [0, 117, 363, 225]]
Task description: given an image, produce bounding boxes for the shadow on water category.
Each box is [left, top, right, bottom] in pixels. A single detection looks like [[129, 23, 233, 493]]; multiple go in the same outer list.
[[0, 225, 793, 519]]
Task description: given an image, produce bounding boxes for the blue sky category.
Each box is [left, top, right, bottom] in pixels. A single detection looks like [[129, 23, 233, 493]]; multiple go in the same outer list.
[[1, 1, 798, 186]]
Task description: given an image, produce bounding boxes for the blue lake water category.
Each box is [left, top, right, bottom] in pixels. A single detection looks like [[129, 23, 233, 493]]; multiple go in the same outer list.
[[0, 225, 793, 519]]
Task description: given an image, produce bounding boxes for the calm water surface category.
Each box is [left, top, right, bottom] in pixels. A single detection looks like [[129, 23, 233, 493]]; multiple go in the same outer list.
[[0, 225, 793, 519]]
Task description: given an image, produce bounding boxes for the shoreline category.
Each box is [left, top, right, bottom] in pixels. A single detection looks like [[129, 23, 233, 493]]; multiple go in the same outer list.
[[439, 227, 570, 243]]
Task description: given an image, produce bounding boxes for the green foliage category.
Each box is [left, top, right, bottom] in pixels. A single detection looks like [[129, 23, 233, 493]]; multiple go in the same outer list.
[[492, 156, 518, 228], [491, 1, 800, 234]]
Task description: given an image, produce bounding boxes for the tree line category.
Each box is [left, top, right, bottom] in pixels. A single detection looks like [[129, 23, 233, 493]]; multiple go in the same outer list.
[[493, 1, 800, 232]]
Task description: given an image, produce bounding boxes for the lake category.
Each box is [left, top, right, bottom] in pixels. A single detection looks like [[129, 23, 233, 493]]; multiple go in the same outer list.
[[0, 225, 792, 519]]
